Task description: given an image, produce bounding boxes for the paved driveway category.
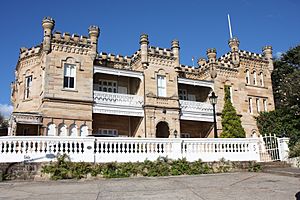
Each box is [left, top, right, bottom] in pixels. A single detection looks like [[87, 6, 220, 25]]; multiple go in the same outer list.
[[0, 172, 299, 200]]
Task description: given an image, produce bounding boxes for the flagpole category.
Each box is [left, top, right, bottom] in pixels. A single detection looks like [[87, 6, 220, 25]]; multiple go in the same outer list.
[[227, 14, 233, 39]]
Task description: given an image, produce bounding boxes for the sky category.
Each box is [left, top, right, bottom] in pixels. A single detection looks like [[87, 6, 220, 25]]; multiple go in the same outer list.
[[0, 0, 299, 118]]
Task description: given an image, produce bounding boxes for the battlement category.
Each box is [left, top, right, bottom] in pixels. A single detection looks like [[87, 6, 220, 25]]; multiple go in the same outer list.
[[219, 50, 267, 62], [148, 46, 174, 57], [52, 31, 92, 47], [19, 45, 41, 60], [96, 52, 132, 64], [178, 64, 200, 73]]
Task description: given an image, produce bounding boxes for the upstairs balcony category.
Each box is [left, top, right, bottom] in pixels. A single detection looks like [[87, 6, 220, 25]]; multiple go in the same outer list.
[[179, 100, 213, 122], [93, 91, 144, 117]]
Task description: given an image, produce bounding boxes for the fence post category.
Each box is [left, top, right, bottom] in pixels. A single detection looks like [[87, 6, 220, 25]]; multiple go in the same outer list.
[[251, 139, 261, 162], [170, 139, 182, 160], [277, 137, 290, 161], [82, 138, 95, 163]]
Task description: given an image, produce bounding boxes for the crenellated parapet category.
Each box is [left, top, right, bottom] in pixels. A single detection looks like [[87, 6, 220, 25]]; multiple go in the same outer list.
[[95, 52, 132, 69], [50, 31, 93, 55]]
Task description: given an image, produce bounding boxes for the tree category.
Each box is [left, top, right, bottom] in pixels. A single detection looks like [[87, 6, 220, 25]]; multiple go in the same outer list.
[[272, 45, 300, 113], [0, 113, 8, 128], [256, 45, 300, 147], [221, 85, 246, 138]]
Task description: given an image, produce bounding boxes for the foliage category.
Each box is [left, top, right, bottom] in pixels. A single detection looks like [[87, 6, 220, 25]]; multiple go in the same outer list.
[[248, 161, 262, 172], [41, 154, 259, 180], [256, 109, 300, 147], [289, 141, 300, 158], [257, 45, 300, 148], [0, 113, 8, 128], [272, 45, 300, 112], [221, 85, 246, 138]]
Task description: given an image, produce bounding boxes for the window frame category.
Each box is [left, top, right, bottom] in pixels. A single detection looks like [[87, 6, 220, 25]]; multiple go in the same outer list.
[[245, 69, 250, 84], [253, 71, 257, 86], [157, 75, 167, 97], [248, 97, 253, 114], [256, 98, 260, 113], [24, 75, 32, 99], [63, 63, 76, 89], [179, 89, 187, 100]]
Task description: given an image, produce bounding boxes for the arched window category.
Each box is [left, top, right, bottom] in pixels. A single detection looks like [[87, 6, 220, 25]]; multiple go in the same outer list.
[[80, 125, 89, 137], [259, 72, 264, 87], [47, 123, 56, 136], [58, 123, 67, 136], [245, 69, 250, 84], [69, 124, 78, 137], [253, 71, 257, 85]]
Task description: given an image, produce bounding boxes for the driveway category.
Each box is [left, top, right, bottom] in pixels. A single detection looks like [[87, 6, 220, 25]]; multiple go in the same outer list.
[[0, 172, 299, 200]]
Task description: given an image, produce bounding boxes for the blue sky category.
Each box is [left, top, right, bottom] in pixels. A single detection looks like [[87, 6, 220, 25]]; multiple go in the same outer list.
[[0, 0, 299, 117]]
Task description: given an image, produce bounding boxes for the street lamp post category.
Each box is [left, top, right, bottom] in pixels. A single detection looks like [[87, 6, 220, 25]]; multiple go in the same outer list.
[[209, 91, 218, 138]]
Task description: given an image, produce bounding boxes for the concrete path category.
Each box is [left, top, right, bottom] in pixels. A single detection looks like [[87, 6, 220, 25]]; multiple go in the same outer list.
[[0, 172, 299, 200]]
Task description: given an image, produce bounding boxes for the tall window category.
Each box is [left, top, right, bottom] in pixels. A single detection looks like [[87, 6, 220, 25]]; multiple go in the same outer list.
[[157, 75, 166, 97], [64, 64, 76, 89], [245, 69, 250, 84], [24, 75, 32, 99], [259, 72, 264, 87], [256, 98, 260, 113], [263, 99, 267, 112], [248, 98, 253, 114], [253, 71, 257, 85], [179, 89, 187, 100]]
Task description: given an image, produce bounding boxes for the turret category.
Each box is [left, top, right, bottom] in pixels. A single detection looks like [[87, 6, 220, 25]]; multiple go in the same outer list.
[[206, 48, 217, 79], [206, 48, 216, 63], [42, 17, 55, 53], [88, 25, 100, 57], [197, 58, 206, 67], [228, 37, 240, 67], [263, 46, 273, 71], [140, 34, 149, 68], [171, 40, 180, 69]]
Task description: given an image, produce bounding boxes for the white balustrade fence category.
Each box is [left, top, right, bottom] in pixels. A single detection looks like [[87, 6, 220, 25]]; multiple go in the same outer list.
[[0, 136, 267, 163]]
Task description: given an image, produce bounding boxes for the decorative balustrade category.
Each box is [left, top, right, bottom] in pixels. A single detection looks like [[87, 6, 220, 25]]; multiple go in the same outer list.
[[179, 100, 213, 122], [93, 91, 144, 117], [94, 91, 144, 107], [0, 136, 262, 163]]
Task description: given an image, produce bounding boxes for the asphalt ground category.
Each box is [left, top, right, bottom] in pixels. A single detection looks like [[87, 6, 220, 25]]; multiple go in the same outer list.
[[0, 172, 299, 200]]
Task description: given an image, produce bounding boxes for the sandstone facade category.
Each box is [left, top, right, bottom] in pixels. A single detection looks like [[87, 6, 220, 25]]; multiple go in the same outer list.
[[9, 17, 275, 138]]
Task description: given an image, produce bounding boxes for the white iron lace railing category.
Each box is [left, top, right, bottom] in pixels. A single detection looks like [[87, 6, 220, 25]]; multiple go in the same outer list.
[[94, 91, 144, 107], [179, 100, 213, 112]]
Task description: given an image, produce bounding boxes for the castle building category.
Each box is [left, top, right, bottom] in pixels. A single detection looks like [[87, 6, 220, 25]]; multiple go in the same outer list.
[[8, 17, 275, 138]]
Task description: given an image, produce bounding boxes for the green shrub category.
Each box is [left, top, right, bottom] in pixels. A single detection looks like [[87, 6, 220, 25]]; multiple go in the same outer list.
[[41, 154, 260, 180], [289, 141, 300, 158], [248, 161, 262, 172]]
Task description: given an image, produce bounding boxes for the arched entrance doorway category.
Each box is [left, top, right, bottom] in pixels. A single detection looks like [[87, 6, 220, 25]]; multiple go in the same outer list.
[[156, 121, 170, 138]]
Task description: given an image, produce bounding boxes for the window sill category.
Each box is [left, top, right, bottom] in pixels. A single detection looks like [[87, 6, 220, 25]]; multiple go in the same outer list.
[[62, 88, 78, 92], [245, 84, 267, 89], [23, 98, 33, 102]]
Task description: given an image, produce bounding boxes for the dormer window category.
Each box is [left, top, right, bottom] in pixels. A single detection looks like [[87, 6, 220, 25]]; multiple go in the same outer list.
[[63, 64, 76, 89]]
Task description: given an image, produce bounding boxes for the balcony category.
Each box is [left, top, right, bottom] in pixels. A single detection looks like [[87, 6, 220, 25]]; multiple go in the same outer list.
[[93, 91, 144, 117], [179, 100, 213, 122]]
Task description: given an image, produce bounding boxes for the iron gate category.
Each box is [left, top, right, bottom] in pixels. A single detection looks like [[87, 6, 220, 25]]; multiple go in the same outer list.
[[259, 134, 281, 162]]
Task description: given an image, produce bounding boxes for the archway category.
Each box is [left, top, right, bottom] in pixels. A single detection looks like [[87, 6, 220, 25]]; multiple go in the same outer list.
[[156, 121, 170, 138], [69, 124, 78, 137], [47, 123, 56, 136]]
